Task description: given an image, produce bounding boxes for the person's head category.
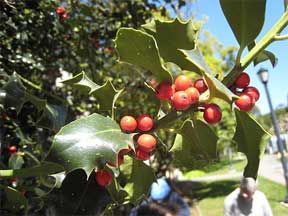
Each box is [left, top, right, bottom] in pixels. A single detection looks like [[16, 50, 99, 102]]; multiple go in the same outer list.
[[239, 177, 257, 200]]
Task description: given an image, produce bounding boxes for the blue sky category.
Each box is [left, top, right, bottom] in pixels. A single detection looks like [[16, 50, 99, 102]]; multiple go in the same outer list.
[[192, 0, 288, 114]]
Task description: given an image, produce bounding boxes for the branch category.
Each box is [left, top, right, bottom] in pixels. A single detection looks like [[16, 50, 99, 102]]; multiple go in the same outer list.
[[274, 34, 288, 40]]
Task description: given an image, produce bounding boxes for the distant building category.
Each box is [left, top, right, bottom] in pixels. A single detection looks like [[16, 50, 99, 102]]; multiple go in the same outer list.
[[266, 134, 288, 154]]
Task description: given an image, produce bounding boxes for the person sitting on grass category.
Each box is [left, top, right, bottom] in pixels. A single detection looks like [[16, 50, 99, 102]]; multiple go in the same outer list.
[[224, 177, 273, 216]]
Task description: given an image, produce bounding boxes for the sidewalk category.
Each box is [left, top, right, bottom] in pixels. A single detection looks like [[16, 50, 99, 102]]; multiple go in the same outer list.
[[258, 154, 286, 185]]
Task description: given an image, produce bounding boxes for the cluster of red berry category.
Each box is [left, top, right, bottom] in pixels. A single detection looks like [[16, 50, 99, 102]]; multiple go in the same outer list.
[[94, 73, 260, 187], [154, 75, 222, 124], [56, 6, 69, 21], [231, 72, 260, 112], [94, 114, 156, 187], [120, 114, 156, 161]]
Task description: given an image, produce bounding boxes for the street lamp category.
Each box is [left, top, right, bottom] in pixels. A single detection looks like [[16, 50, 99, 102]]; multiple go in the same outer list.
[[257, 68, 288, 203]]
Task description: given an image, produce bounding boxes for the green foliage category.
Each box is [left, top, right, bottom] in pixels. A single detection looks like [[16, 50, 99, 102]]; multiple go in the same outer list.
[[45, 113, 133, 176], [1, 0, 288, 214], [248, 41, 278, 67], [220, 0, 266, 61], [0, 186, 28, 214], [143, 18, 201, 72], [115, 28, 173, 83], [233, 109, 270, 179], [170, 120, 218, 170], [120, 156, 156, 204], [0, 162, 64, 178], [63, 71, 122, 111]]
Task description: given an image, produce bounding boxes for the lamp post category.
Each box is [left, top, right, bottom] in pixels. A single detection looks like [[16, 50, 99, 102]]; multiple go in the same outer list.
[[257, 68, 288, 203]]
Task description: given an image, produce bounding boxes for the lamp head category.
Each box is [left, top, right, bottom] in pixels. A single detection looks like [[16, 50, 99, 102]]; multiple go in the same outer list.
[[257, 68, 269, 84]]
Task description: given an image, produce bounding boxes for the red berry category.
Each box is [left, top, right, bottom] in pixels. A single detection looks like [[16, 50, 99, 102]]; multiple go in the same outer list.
[[235, 93, 255, 112], [243, 86, 260, 102], [234, 72, 250, 88], [56, 6, 65, 15], [155, 83, 174, 100], [175, 75, 192, 91], [95, 170, 113, 187], [137, 114, 154, 132], [120, 116, 137, 132], [135, 148, 150, 161], [185, 87, 199, 104], [9, 146, 17, 155], [137, 134, 157, 153], [171, 91, 191, 110], [194, 79, 208, 93], [203, 103, 222, 124]]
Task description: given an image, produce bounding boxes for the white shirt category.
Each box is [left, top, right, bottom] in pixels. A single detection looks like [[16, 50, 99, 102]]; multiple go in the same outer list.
[[224, 188, 273, 216]]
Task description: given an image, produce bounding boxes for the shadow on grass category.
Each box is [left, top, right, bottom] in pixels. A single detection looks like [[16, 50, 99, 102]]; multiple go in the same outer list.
[[176, 179, 239, 201]]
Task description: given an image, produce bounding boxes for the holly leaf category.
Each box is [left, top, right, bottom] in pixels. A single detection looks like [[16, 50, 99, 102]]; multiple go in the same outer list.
[[44, 169, 112, 215], [8, 154, 24, 170], [115, 28, 173, 83], [170, 120, 218, 170], [143, 18, 200, 72], [220, 0, 266, 52], [1, 73, 27, 113], [248, 41, 278, 67], [202, 70, 238, 104], [45, 113, 134, 176], [0, 186, 27, 214], [63, 71, 122, 111], [1, 73, 67, 131], [143, 82, 161, 118], [120, 156, 156, 205], [0, 162, 64, 178], [37, 103, 68, 132], [106, 178, 129, 204], [181, 48, 238, 103], [233, 109, 270, 179]]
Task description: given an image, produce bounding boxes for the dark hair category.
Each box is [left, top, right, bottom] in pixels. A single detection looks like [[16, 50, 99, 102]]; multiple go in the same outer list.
[[137, 202, 181, 216]]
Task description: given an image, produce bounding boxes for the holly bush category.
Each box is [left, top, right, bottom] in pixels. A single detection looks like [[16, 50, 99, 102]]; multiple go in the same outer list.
[[1, 0, 288, 215]]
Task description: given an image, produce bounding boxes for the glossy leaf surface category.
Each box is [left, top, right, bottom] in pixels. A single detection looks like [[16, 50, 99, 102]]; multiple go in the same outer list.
[[233, 109, 270, 179]]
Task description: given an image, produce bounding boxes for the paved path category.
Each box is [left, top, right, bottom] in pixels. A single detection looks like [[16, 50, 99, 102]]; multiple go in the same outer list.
[[258, 154, 287, 185], [186, 154, 287, 185]]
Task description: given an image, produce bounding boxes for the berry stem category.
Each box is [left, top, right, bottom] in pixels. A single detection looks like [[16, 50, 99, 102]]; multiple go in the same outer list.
[[155, 104, 198, 130]]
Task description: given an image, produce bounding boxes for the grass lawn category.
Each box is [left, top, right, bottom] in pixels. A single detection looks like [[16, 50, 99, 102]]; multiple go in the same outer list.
[[182, 177, 288, 216], [179, 158, 288, 215], [183, 158, 247, 179]]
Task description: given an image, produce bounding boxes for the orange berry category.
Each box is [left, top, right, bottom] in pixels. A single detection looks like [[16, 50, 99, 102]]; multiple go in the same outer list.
[[174, 75, 192, 91], [171, 91, 191, 110], [185, 87, 200, 104], [137, 134, 157, 153], [120, 116, 137, 132], [137, 114, 154, 132]]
